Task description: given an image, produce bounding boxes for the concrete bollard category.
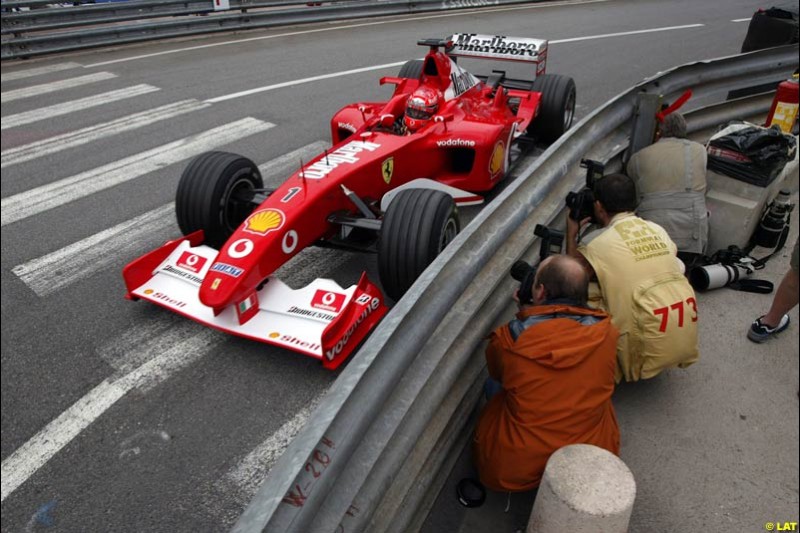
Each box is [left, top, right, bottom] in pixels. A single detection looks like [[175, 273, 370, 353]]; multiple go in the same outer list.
[[527, 444, 636, 533]]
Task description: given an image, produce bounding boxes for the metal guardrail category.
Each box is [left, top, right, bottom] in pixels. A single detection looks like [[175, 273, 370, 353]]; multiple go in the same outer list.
[[1, 0, 539, 59], [232, 44, 799, 533], [1, 0, 329, 32]]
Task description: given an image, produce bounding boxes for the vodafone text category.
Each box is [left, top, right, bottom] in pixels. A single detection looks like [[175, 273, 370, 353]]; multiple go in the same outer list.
[[325, 297, 381, 360], [437, 138, 476, 148]]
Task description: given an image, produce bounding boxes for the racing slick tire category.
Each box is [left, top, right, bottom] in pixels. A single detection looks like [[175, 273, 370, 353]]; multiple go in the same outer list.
[[378, 188, 460, 301], [529, 74, 577, 143], [176, 151, 263, 249], [398, 59, 424, 80]]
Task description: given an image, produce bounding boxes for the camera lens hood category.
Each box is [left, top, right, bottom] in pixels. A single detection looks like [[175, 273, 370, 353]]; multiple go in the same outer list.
[[456, 477, 486, 508], [510, 260, 533, 282]]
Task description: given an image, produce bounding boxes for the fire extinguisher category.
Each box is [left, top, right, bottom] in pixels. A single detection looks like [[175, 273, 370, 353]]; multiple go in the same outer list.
[[765, 73, 799, 134]]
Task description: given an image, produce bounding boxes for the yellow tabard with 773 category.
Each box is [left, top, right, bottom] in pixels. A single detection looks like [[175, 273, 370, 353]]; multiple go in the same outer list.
[[579, 213, 699, 382]]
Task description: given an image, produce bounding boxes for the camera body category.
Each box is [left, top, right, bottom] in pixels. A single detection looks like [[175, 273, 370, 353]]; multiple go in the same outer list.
[[511, 225, 565, 305], [566, 159, 605, 221], [510, 261, 537, 305], [566, 189, 595, 222]]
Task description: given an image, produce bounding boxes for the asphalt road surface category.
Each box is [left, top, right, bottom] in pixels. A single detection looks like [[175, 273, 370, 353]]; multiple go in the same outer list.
[[1, 0, 790, 531]]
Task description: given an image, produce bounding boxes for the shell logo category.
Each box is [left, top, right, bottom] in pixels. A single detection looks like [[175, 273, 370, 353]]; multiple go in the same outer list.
[[244, 209, 285, 236], [489, 141, 505, 177], [269, 332, 280, 339]]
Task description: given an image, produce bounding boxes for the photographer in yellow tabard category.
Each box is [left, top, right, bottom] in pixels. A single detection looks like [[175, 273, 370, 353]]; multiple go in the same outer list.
[[566, 173, 699, 382]]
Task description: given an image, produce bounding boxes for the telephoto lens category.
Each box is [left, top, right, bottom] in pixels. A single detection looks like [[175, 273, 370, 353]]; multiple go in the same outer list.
[[753, 189, 794, 248], [689, 262, 752, 291]]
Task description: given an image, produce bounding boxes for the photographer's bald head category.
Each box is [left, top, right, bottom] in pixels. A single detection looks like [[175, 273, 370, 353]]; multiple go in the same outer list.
[[531, 255, 589, 307]]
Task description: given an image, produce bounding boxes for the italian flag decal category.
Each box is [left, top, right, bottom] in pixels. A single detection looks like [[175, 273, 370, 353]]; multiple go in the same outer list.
[[236, 292, 259, 325]]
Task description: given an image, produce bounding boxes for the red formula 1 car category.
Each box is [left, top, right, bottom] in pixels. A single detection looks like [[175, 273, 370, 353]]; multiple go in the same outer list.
[[123, 34, 577, 369]]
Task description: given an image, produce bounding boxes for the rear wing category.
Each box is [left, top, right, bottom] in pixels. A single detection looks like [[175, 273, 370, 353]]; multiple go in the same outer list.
[[446, 33, 548, 76]]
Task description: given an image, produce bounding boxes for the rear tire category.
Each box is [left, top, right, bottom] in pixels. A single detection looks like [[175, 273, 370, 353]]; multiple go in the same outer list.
[[175, 151, 262, 249], [378, 189, 460, 301], [529, 74, 576, 143], [398, 59, 424, 80]]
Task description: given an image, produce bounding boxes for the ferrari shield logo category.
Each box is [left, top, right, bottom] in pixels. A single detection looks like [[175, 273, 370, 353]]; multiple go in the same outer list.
[[382, 157, 394, 184]]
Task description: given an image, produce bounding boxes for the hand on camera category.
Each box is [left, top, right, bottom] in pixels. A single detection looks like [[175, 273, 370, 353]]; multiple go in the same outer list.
[[512, 288, 526, 310], [566, 213, 592, 240]]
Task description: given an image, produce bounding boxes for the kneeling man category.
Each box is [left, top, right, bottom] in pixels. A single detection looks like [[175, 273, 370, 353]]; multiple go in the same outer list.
[[474, 255, 620, 492]]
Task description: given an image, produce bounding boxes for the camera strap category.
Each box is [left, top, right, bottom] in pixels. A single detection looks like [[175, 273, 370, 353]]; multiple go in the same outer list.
[[731, 257, 774, 293], [728, 279, 774, 294], [707, 247, 764, 270]]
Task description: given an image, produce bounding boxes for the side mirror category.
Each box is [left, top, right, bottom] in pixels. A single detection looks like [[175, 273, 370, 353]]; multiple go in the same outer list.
[[380, 76, 405, 86], [434, 113, 454, 131], [380, 114, 395, 128]]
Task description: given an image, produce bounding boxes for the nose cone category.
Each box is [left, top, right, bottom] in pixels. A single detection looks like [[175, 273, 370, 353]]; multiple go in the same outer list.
[[198, 267, 242, 309], [198, 208, 289, 309], [198, 242, 251, 308]]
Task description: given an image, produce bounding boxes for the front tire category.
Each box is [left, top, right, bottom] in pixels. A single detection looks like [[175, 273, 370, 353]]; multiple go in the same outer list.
[[529, 74, 577, 143], [175, 151, 262, 249], [378, 189, 460, 301]]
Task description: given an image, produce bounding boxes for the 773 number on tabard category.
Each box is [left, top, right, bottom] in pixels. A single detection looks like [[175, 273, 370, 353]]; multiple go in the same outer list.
[[652, 297, 697, 332]]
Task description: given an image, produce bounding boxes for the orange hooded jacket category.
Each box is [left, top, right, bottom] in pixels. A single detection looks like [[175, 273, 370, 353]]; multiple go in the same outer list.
[[473, 303, 621, 492]]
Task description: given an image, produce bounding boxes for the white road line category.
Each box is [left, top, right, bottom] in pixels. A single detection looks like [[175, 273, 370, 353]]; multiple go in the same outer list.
[[1, 118, 274, 227], [1, 84, 160, 130], [206, 62, 406, 103], [81, 0, 610, 68], [100, 322, 221, 394], [98, 314, 188, 374], [731, 18, 751, 23], [1, 379, 127, 503], [1, 62, 83, 83], [1, 72, 117, 103], [549, 23, 705, 44], [223, 389, 328, 500], [12, 204, 176, 297], [0, 326, 219, 502], [205, 23, 705, 103], [257, 140, 329, 177], [11, 140, 328, 297], [2, 100, 210, 169]]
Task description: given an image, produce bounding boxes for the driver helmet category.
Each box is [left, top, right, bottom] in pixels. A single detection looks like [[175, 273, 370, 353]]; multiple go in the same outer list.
[[404, 86, 441, 132]]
